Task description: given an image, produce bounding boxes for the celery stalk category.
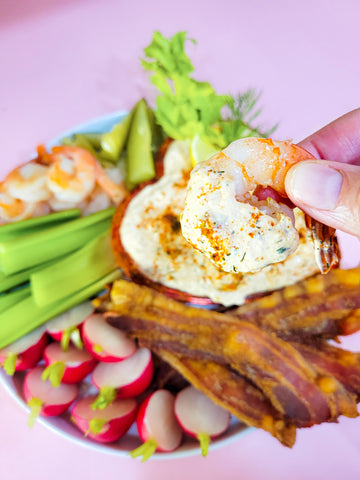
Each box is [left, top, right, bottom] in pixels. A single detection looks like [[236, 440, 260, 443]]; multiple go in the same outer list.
[[31, 230, 118, 307], [126, 99, 156, 185], [0, 209, 80, 242], [0, 257, 64, 294], [0, 270, 121, 350], [0, 207, 115, 275], [0, 287, 31, 312]]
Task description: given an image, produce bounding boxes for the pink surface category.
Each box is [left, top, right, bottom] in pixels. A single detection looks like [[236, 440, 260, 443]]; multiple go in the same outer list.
[[1, 1, 360, 479]]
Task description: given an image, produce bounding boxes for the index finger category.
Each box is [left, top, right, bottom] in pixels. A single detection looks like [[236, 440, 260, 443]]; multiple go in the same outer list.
[[298, 108, 360, 165]]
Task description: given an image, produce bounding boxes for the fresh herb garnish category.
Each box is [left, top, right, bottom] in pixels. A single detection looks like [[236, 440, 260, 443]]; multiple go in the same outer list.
[[142, 31, 276, 149], [142, 31, 228, 142]]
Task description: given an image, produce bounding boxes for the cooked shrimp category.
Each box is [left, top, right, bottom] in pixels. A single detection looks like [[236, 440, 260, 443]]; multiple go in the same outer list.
[[3, 162, 51, 202], [0, 184, 50, 223], [46, 146, 97, 203], [81, 185, 112, 216], [0, 190, 35, 223], [181, 138, 339, 274], [95, 164, 127, 205], [46, 146, 126, 205]]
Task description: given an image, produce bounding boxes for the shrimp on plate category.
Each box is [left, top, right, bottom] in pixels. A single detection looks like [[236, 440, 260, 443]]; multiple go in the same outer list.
[[181, 138, 339, 275], [45, 146, 126, 208], [3, 162, 52, 203], [0, 162, 53, 223], [0, 186, 45, 224], [0, 145, 127, 223]]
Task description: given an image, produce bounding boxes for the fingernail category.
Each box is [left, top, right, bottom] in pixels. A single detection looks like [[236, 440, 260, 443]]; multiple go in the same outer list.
[[288, 162, 343, 210]]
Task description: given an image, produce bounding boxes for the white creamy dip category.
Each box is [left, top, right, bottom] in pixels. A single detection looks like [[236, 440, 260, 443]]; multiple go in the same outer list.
[[181, 157, 299, 273], [119, 140, 319, 306]]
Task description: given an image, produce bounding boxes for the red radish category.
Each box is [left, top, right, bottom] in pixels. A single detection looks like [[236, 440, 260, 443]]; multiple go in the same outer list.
[[0, 326, 48, 375], [46, 301, 93, 350], [82, 313, 136, 362], [174, 386, 231, 456], [71, 395, 137, 443], [91, 348, 153, 409], [23, 366, 78, 427], [130, 389, 182, 461], [43, 343, 98, 386]]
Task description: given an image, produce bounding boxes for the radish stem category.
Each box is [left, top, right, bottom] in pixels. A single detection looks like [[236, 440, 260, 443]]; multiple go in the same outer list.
[[198, 433, 210, 457], [87, 418, 107, 436], [41, 362, 65, 388], [61, 326, 83, 352], [2, 352, 17, 376], [91, 386, 117, 410], [130, 439, 158, 462], [27, 397, 43, 428], [93, 344, 104, 354]]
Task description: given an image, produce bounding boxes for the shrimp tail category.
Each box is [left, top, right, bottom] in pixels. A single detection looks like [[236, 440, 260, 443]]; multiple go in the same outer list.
[[36, 144, 52, 165], [305, 215, 340, 274]]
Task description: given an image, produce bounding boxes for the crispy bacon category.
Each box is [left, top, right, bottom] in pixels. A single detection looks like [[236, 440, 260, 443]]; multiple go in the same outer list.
[[291, 341, 360, 399], [153, 348, 296, 447], [105, 279, 358, 429], [230, 268, 360, 340]]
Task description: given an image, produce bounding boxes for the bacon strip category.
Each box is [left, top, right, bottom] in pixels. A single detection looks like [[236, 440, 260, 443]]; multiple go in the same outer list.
[[231, 268, 360, 340], [291, 341, 360, 399], [105, 279, 358, 428], [153, 348, 296, 447]]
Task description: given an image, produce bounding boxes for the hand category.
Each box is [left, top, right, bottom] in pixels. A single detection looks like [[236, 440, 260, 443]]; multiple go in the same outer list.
[[285, 108, 360, 237]]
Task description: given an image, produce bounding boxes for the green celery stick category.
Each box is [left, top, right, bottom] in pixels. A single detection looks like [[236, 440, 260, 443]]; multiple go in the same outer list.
[[126, 99, 156, 186], [100, 108, 134, 162], [0, 256, 66, 294], [0, 209, 80, 242], [0, 270, 121, 350], [0, 287, 31, 312], [31, 230, 118, 307], [0, 207, 115, 276]]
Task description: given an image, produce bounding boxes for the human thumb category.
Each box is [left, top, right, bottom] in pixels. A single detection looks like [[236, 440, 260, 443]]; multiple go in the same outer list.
[[285, 160, 360, 237]]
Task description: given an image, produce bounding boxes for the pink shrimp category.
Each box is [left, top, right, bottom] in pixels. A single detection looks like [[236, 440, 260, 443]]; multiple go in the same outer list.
[[0, 182, 50, 223], [46, 146, 126, 207], [3, 162, 51, 203]]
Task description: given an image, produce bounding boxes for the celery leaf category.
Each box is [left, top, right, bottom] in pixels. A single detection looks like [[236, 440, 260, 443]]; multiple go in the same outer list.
[[142, 32, 276, 147]]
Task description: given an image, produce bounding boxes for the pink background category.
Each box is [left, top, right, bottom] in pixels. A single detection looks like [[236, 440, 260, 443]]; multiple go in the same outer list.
[[1, 1, 360, 479]]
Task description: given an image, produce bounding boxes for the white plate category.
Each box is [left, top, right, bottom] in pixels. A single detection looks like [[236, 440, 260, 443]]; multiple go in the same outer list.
[[0, 111, 253, 459]]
